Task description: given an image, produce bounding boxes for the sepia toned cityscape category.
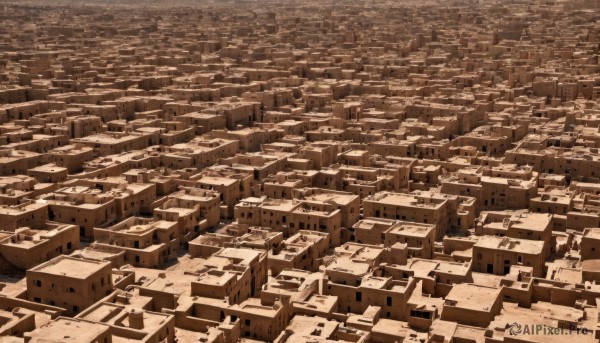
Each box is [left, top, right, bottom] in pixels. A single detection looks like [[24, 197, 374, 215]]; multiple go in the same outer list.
[[0, 0, 600, 342]]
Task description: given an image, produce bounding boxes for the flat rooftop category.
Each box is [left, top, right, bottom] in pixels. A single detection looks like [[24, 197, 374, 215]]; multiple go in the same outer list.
[[444, 283, 501, 312], [30, 256, 109, 279]]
